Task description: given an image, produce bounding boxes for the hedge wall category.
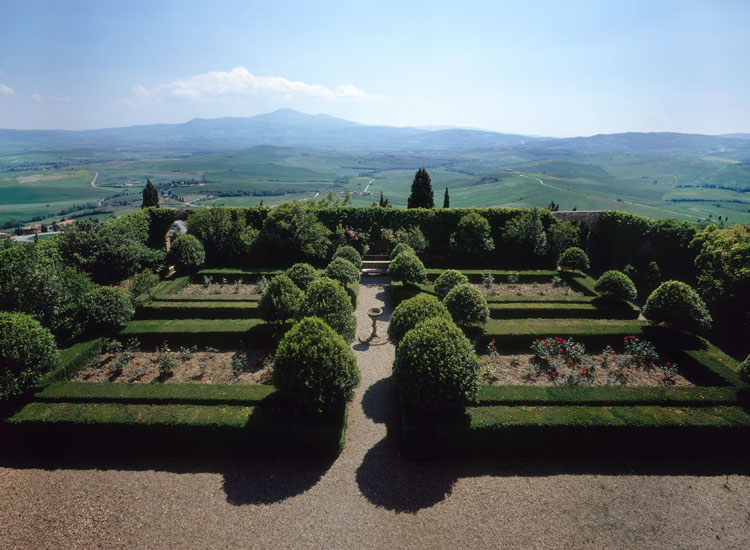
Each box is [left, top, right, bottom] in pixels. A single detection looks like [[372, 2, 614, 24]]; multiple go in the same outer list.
[[135, 301, 260, 320], [401, 403, 750, 457], [120, 319, 270, 348], [6, 396, 347, 458]]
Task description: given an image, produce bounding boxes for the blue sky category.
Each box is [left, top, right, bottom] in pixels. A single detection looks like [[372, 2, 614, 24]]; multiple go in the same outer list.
[[1, 0, 749, 136]]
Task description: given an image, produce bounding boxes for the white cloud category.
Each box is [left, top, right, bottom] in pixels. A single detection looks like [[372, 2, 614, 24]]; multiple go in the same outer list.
[[32, 93, 42, 102], [49, 95, 70, 102], [134, 66, 369, 102], [0, 83, 15, 96]]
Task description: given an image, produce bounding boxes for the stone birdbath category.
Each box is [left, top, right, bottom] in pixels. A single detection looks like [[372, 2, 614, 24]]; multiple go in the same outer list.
[[358, 307, 389, 346], [367, 307, 382, 337]]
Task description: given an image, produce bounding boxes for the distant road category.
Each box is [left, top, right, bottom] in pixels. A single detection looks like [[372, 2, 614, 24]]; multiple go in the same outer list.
[[363, 179, 374, 193], [90, 172, 99, 188], [13, 231, 62, 242]]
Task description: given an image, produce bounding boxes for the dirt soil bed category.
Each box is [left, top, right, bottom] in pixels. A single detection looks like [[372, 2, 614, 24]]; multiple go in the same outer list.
[[180, 283, 261, 296], [471, 282, 583, 297], [75, 348, 273, 385], [479, 353, 695, 387]]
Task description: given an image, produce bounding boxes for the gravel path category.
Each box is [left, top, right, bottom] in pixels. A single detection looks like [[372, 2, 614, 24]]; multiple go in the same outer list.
[[1, 275, 749, 549]]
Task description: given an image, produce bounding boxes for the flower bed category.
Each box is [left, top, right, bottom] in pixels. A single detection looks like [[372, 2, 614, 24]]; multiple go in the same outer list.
[[472, 282, 583, 298], [479, 336, 693, 387], [179, 283, 261, 296], [75, 339, 273, 385]]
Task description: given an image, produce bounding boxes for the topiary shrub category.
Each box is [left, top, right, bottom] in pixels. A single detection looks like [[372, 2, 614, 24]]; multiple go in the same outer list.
[[300, 277, 357, 343], [442, 283, 490, 326], [258, 275, 303, 325], [395, 226, 428, 256], [325, 257, 360, 286], [272, 316, 361, 414], [129, 269, 160, 304], [434, 269, 470, 300], [285, 263, 318, 291], [558, 246, 590, 271], [643, 280, 713, 333], [332, 245, 362, 269], [388, 294, 452, 346], [82, 286, 135, 331], [0, 312, 59, 399], [594, 270, 637, 302], [388, 252, 427, 285], [169, 234, 205, 272], [390, 242, 416, 260], [449, 211, 495, 258], [738, 355, 750, 384], [393, 317, 480, 412]]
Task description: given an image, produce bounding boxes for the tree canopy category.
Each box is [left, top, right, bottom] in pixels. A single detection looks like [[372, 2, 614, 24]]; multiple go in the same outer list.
[[407, 168, 434, 209], [142, 179, 159, 208]]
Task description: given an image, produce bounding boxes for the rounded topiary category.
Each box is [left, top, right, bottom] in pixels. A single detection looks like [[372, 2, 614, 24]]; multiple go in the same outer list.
[[388, 294, 452, 345], [388, 252, 427, 285], [169, 234, 205, 272], [0, 312, 59, 399], [442, 283, 490, 326], [332, 245, 362, 269], [82, 286, 135, 331], [273, 316, 360, 414], [325, 257, 360, 286], [559, 246, 590, 271], [434, 269, 470, 300], [738, 355, 750, 384], [594, 270, 637, 302], [393, 317, 480, 412], [301, 277, 357, 343], [258, 275, 303, 325], [285, 262, 318, 291], [643, 280, 713, 333], [390, 242, 416, 260]]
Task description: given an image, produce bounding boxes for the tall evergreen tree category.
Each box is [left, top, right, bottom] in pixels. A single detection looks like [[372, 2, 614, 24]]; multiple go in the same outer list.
[[443, 188, 450, 208], [407, 168, 434, 209], [142, 179, 160, 209]]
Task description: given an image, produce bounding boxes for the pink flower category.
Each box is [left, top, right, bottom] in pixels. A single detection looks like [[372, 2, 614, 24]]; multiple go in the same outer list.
[[577, 373, 582, 377], [612, 351, 616, 355]]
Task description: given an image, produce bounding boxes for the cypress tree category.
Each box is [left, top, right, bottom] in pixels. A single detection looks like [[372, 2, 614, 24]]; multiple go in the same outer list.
[[407, 168, 434, 209], [443, 188, 450, 208], [142, 179, 160, 208]]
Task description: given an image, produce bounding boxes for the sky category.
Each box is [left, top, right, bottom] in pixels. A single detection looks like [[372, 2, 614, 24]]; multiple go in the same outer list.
[[1, 0, 749, 136]]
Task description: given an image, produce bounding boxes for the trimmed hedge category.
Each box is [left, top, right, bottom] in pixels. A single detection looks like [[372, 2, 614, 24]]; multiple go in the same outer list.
[[35, 381, 276, 405], [136, 301, 260, 320], [401, 404, 750, 457], [475, 385, 742, 407], [6, 398, 348, 458], [41, 338, 103, 386], [488, 301, 639, 320], [120, 319, 269, 348]]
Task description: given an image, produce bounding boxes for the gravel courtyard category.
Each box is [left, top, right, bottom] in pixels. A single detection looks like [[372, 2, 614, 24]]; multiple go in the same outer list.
[[1, 277, 748, 549]]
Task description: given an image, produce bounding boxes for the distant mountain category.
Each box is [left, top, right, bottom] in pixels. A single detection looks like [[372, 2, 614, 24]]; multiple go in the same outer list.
[[2, 110, 748, 157], [721, 133, 750, 140], [525, 132, 750, 157], [0, 108, 541, 153]]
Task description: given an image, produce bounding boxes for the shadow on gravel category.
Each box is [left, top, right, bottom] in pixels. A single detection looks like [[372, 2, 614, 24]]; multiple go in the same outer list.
[[355, 376, 750, 514], [0, 451, 334, 506]]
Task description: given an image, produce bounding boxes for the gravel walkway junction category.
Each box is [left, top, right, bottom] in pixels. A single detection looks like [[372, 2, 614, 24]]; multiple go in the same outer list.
[[1, 276, 749, 549]]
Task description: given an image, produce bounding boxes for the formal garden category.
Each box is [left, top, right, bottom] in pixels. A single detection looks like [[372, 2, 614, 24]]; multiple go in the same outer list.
[[1, 201, 749, 460]]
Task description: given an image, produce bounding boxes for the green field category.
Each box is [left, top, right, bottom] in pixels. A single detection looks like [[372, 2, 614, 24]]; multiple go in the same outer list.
[[2, 144, 750, 227]]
